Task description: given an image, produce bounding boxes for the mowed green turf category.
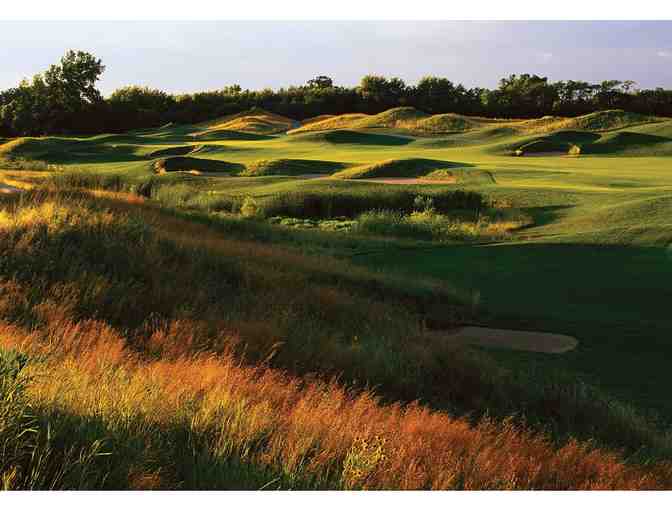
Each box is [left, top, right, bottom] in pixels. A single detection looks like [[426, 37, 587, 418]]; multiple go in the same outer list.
[[3, 110, 672, 419]]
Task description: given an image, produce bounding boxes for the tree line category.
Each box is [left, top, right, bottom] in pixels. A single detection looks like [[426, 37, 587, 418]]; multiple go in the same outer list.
[[1, 51, 671, 137]]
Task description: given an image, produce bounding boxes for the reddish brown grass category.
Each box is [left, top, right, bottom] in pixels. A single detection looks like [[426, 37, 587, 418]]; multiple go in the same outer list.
[[2, 312, 671, 490]]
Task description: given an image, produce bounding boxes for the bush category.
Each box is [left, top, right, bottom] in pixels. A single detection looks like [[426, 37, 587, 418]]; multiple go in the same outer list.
[[260, 189, 485, 219], [240, 196, 261, 218], [47, 171, 128, 192], [353, 205, 532, 242]]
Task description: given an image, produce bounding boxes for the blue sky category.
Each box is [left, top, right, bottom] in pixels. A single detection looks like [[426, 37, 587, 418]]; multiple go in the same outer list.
[[1, 21, 671, 95]]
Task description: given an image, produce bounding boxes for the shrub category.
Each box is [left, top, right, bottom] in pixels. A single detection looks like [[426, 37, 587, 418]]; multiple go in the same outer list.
[[260, 189, 485, 219], [353, 207, 531, 242], [240, 196, 261, 218]]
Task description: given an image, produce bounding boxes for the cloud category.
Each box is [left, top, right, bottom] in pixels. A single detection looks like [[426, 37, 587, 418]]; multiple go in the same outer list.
[[657, 50, 672, 58], [538, 52, 554, 62]]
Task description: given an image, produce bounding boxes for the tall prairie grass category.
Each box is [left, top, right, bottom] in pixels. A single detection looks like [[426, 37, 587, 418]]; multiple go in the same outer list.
[[2, 321, 672, 490], [1, 188, 672, 489]]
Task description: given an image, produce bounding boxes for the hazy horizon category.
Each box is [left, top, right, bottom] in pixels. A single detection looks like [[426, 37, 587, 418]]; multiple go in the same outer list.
[[1, 20, 672, 95]]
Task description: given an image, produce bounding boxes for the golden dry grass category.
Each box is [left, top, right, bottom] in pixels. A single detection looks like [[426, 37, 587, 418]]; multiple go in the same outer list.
[[195, 108, 295, 135], [2, 312, 671, 490], [2, 189, 672, 489]]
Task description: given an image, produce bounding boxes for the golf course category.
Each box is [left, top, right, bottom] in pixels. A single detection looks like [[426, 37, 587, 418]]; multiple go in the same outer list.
[[3, 102, 672, 489]]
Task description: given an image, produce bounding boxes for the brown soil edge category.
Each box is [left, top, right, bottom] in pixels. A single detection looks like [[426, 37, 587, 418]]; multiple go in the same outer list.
[[427, 326, 578, 354]]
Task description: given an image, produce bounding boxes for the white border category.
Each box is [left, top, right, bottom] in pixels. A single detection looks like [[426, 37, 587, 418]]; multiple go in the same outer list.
[[1, 491, 672, 508], [1, 0, 672, 505], [1, 0, 672, 20]]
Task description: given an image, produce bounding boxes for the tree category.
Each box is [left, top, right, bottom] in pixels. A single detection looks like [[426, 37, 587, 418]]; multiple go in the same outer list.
[[44, 50, 105, 114], [307, 76, 334, 89], [414, 76, 458, 113], [107, 86, 176, 130], [0, 50, 105, 135], [595, 80, 632, 110], [621, 80, 637, 94], [359, 75, 407, 109], [496, 74, 558, 117]]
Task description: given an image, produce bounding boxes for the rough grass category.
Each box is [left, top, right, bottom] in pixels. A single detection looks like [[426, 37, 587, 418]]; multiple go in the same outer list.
[[194, 107, 295, 136], [257, 188, 486, 219], [290, 109, 507, 136], [353, 208, 532, 242], [5, 107, 672, 479], [153, 156, 244, 174], [424, 169, 496, 185], [146, 145, 195, 158], [287, 130, 413, 146], [4, 339, 670, 490], [288, 114, 369, 134], [2, 190, 672, 489], [0, 137, 83, 161], [412, 113, 485, 133], [332, 158, 463, 179], [511, 110, 663, 135], [241, 159, 350, 177]]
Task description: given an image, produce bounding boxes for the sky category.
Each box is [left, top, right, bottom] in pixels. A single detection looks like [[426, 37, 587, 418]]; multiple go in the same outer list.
[[1, 21, 671, 95]]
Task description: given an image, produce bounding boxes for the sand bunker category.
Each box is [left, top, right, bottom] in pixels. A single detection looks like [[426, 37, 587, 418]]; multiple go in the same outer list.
[[428, 326, 578, 354]]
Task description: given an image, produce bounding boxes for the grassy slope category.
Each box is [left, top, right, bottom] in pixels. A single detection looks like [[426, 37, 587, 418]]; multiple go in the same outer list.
[[2, 107, 672, 426], [2, 189, 672, 489]]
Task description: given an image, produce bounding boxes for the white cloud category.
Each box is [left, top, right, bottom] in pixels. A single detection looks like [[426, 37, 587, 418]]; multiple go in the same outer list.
[[657, 50, 672, 58]]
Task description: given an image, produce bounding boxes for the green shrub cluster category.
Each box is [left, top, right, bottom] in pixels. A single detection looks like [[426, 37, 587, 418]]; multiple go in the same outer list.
[[259, 189, 486, 219]]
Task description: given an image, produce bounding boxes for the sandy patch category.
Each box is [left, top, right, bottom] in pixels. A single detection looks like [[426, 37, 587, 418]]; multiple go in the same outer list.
[[427, 326, 578, 354]]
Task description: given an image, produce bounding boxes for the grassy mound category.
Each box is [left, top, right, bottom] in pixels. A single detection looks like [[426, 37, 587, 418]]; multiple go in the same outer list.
[[288, 129, 413, 146], [584, 132, 672, 156], [153, 156, 243, 174], [191, 129, 272, 141], [332, 158, 462, 179], [562, 110, 661, 131], [0, 137, 83, 161], [510, 128, 672, 156], [288, 108, 431, 134], [512, 110, 663, 135], [188, 144, 248, 155], [1, 136, 149, 165], [291, 108, 511, 136], [300, 114, 336, 126], [242, 158, 350, 176], [508, 131, 600, 156], [413, 113, 485, 133], [194, 107, 295, 136], [424, 168, 497, 184], [288, 113, 369, 134], [146, 145, 195, 158], [290, 108, 513, 136], [354, 107, 429, 129]]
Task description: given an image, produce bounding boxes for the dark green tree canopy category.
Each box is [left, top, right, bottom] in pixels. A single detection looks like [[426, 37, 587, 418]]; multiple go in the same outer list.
[[1, 49, 671, 137], [307, 76, 334, 89], [44, 50, 106, 110], [0, 50, 105, 135]]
